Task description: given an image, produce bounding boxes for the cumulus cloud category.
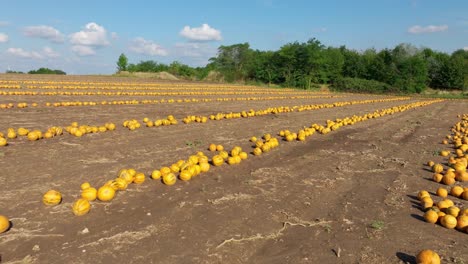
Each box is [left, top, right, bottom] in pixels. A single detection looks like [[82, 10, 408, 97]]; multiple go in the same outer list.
[[0, 33, 8, 43], [22, 25, 64, 43], [129, 37, 168, 56], [408, 25, 448, 34], [180, 24, 222, 41], [6, 46, 60, 59], [6, 48, 44, 59], [69, 22, 110, 47], [71, 45, 96, 56]]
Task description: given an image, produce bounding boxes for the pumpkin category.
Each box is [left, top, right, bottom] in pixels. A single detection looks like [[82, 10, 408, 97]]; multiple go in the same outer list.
[[462, 191, 468, 201], [457, 215, 468, 230], [250, 136, 257, 142], [440, 214, 457, 229], [219, 150, 229, 159], [432, 173, 443, 183], [239, 152, 248, 160], [179, 170, 192, 181], [440, 150, 450, 157], [0, 215, 10, 233], [227, 156, 238, 165], [212, 155, 224, 166], [216, 145, 224, 151], [455, 171, 468, 182], [199, 162, 210, 172], [208, 144, 217, 151], [43, 190, 62, 206], [421, 197, 433, 210], [0, 138, 7, 146], [427, 161, 435, 167], [151, 170, 161, 180], [127, 168, 137, 177], [418, 190, 430, 200], [160, 167, 172, 176], [445, 206, 460, 217], [441, 175, 455, 185], [133, 173, 145, 184], [253, 147, 262, 156], [198, 156, 209, 164], [81, 182, 91, 190], [416, 249, 440, 264], [432, 164, 444, 173], [450, 186, 464, 197], [436, 188, 448, 198], [81, 187, 97, 201], [97, 186, 116, 202], [162, 173, 177, 185], [424, 210, 439, 224], [113, 178, 128, 191], [454, 162, 467, 172], [119, 169, 134, 183], [72, 198, 91, 216]]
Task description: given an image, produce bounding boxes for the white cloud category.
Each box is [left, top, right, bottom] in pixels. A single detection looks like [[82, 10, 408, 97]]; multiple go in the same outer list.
[[69, 22, 109, 47], [0, 33, 8, 43], [0, 21, 9, 27], [6, 48, 43, 59], [408, 25, 448, 34], [464, 47, 468, 51], [111, 32, 118, 40], [71, 45, 96, 56], [22, 25, 64, 43], [42, 46, 60, 58], [180, 24, 222, 41], [129, 37, 168, 56]]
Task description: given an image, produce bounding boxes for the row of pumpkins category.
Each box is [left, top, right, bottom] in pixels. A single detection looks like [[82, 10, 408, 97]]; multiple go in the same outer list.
[[419, 114, 468, 235], [0, 95, 332, 110], [1, 96, 410, 147]]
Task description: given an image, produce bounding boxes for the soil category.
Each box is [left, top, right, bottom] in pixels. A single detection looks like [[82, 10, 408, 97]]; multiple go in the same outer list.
[[0, 75, 467, 264]]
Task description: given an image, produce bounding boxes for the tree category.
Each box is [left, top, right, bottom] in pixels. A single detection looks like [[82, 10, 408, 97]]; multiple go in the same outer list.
[[117, 53, 128, 72]]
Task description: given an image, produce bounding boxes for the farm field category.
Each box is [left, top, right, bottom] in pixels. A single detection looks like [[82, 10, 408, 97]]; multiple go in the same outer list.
[[0, 75, 467, 264]]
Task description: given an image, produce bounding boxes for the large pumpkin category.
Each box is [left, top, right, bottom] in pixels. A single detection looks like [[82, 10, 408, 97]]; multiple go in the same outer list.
[[97, 186, 116, 202], [0, 215, 10, 233], [72, 198, 91, 216], [43, 190, 62, 206]]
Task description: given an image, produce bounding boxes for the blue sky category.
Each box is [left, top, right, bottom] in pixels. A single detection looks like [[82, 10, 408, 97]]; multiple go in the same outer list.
[[0, 0, 467, 74]]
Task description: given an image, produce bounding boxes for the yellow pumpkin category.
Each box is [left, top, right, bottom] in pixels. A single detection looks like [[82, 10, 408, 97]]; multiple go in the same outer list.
[[432, 173, 443, 183], [216, 144, 224, 151], [151, 170, 162, 180], [162, 173, 177, 186], [427, 161, 435, 167], [212, 155, 224, 166], [199, 162, 210, 172], [432, 164, 444, 173], [416, 250, 440, 264], [80, 182, 91, 190], [160, 166, 172, 176], [450, 186, 464, 197], [418, 190, 430, 200], [227, 156, 238, 165], [462, 191, 468, 201], [0, 137, 7, 146], [445, 206, 460, 217], [208, 144, 217, 152], [118, 169, 134, 183], [97, 186, 116, 202], [219, 150, 229, 159], [179, 170, 192, 181], [72, 198, 91, 216], [0, 215, 10, 233], [239, 152, 248, 160], [455, 171, 468, 182], [457, 215, 468, 230], [133, 172, 145, 184], [436, 188, 448, 198], [440, 214, 457, 229], [43, 190, 62, 206], [81, 187, 97, 201], [113, 178, 128, 191]]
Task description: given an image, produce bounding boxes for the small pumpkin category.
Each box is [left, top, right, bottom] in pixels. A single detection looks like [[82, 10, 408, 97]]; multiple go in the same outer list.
[[72, 198, 91, 216], [432, 164, 444, 173], [212, 155, 224, 166], [133, 172, 145, 184], [97, 186, 116, 202], [151, 170, 162, 180], [424, 210, 438, 224], [179, 170, 192, 181], [81, 182, 91, 190], [162, 173, 177, 186], [436, 187, 448, 198], [0, 215, 10, 233], [43, 190, 62, 206], [81, 187, 97, 201]]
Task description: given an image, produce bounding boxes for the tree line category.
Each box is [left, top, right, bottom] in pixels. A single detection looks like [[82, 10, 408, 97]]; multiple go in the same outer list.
[[6, 68, 66, 75], [117, 39, 467, 93]]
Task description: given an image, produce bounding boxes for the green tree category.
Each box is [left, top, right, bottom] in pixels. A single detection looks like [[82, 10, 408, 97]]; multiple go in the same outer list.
[[117, 53, 128, 72]]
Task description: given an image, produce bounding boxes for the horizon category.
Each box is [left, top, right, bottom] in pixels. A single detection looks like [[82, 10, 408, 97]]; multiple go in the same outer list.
[[0, 0, 467, 74]]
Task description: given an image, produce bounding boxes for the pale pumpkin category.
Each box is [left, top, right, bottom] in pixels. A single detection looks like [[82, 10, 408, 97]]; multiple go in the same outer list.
[[43, 190, 62, 206], [72, 198, 91, 216]]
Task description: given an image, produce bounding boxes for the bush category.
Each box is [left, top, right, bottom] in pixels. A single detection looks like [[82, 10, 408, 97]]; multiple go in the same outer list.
[[28, 68, 66, 75], [331, 77, 398, 94]]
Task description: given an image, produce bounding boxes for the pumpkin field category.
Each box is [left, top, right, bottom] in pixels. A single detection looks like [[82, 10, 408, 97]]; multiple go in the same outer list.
[[0, 74, 467, 264]]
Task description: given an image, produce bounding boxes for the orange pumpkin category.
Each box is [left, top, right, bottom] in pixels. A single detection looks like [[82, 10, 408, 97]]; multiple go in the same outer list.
[[450, 186, 464, 197], [424, 210, 439, 224], [416, 250, 440, 264], [72, 198, 91, 216], [457, 215, 468, 230], [43, 190, 62, 206], [436, 188, 448, 198], [0, 215, 10, 233], [432, 173, 443, 183], [432, 164, 444, 173], [97, 186, 116, 202]]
